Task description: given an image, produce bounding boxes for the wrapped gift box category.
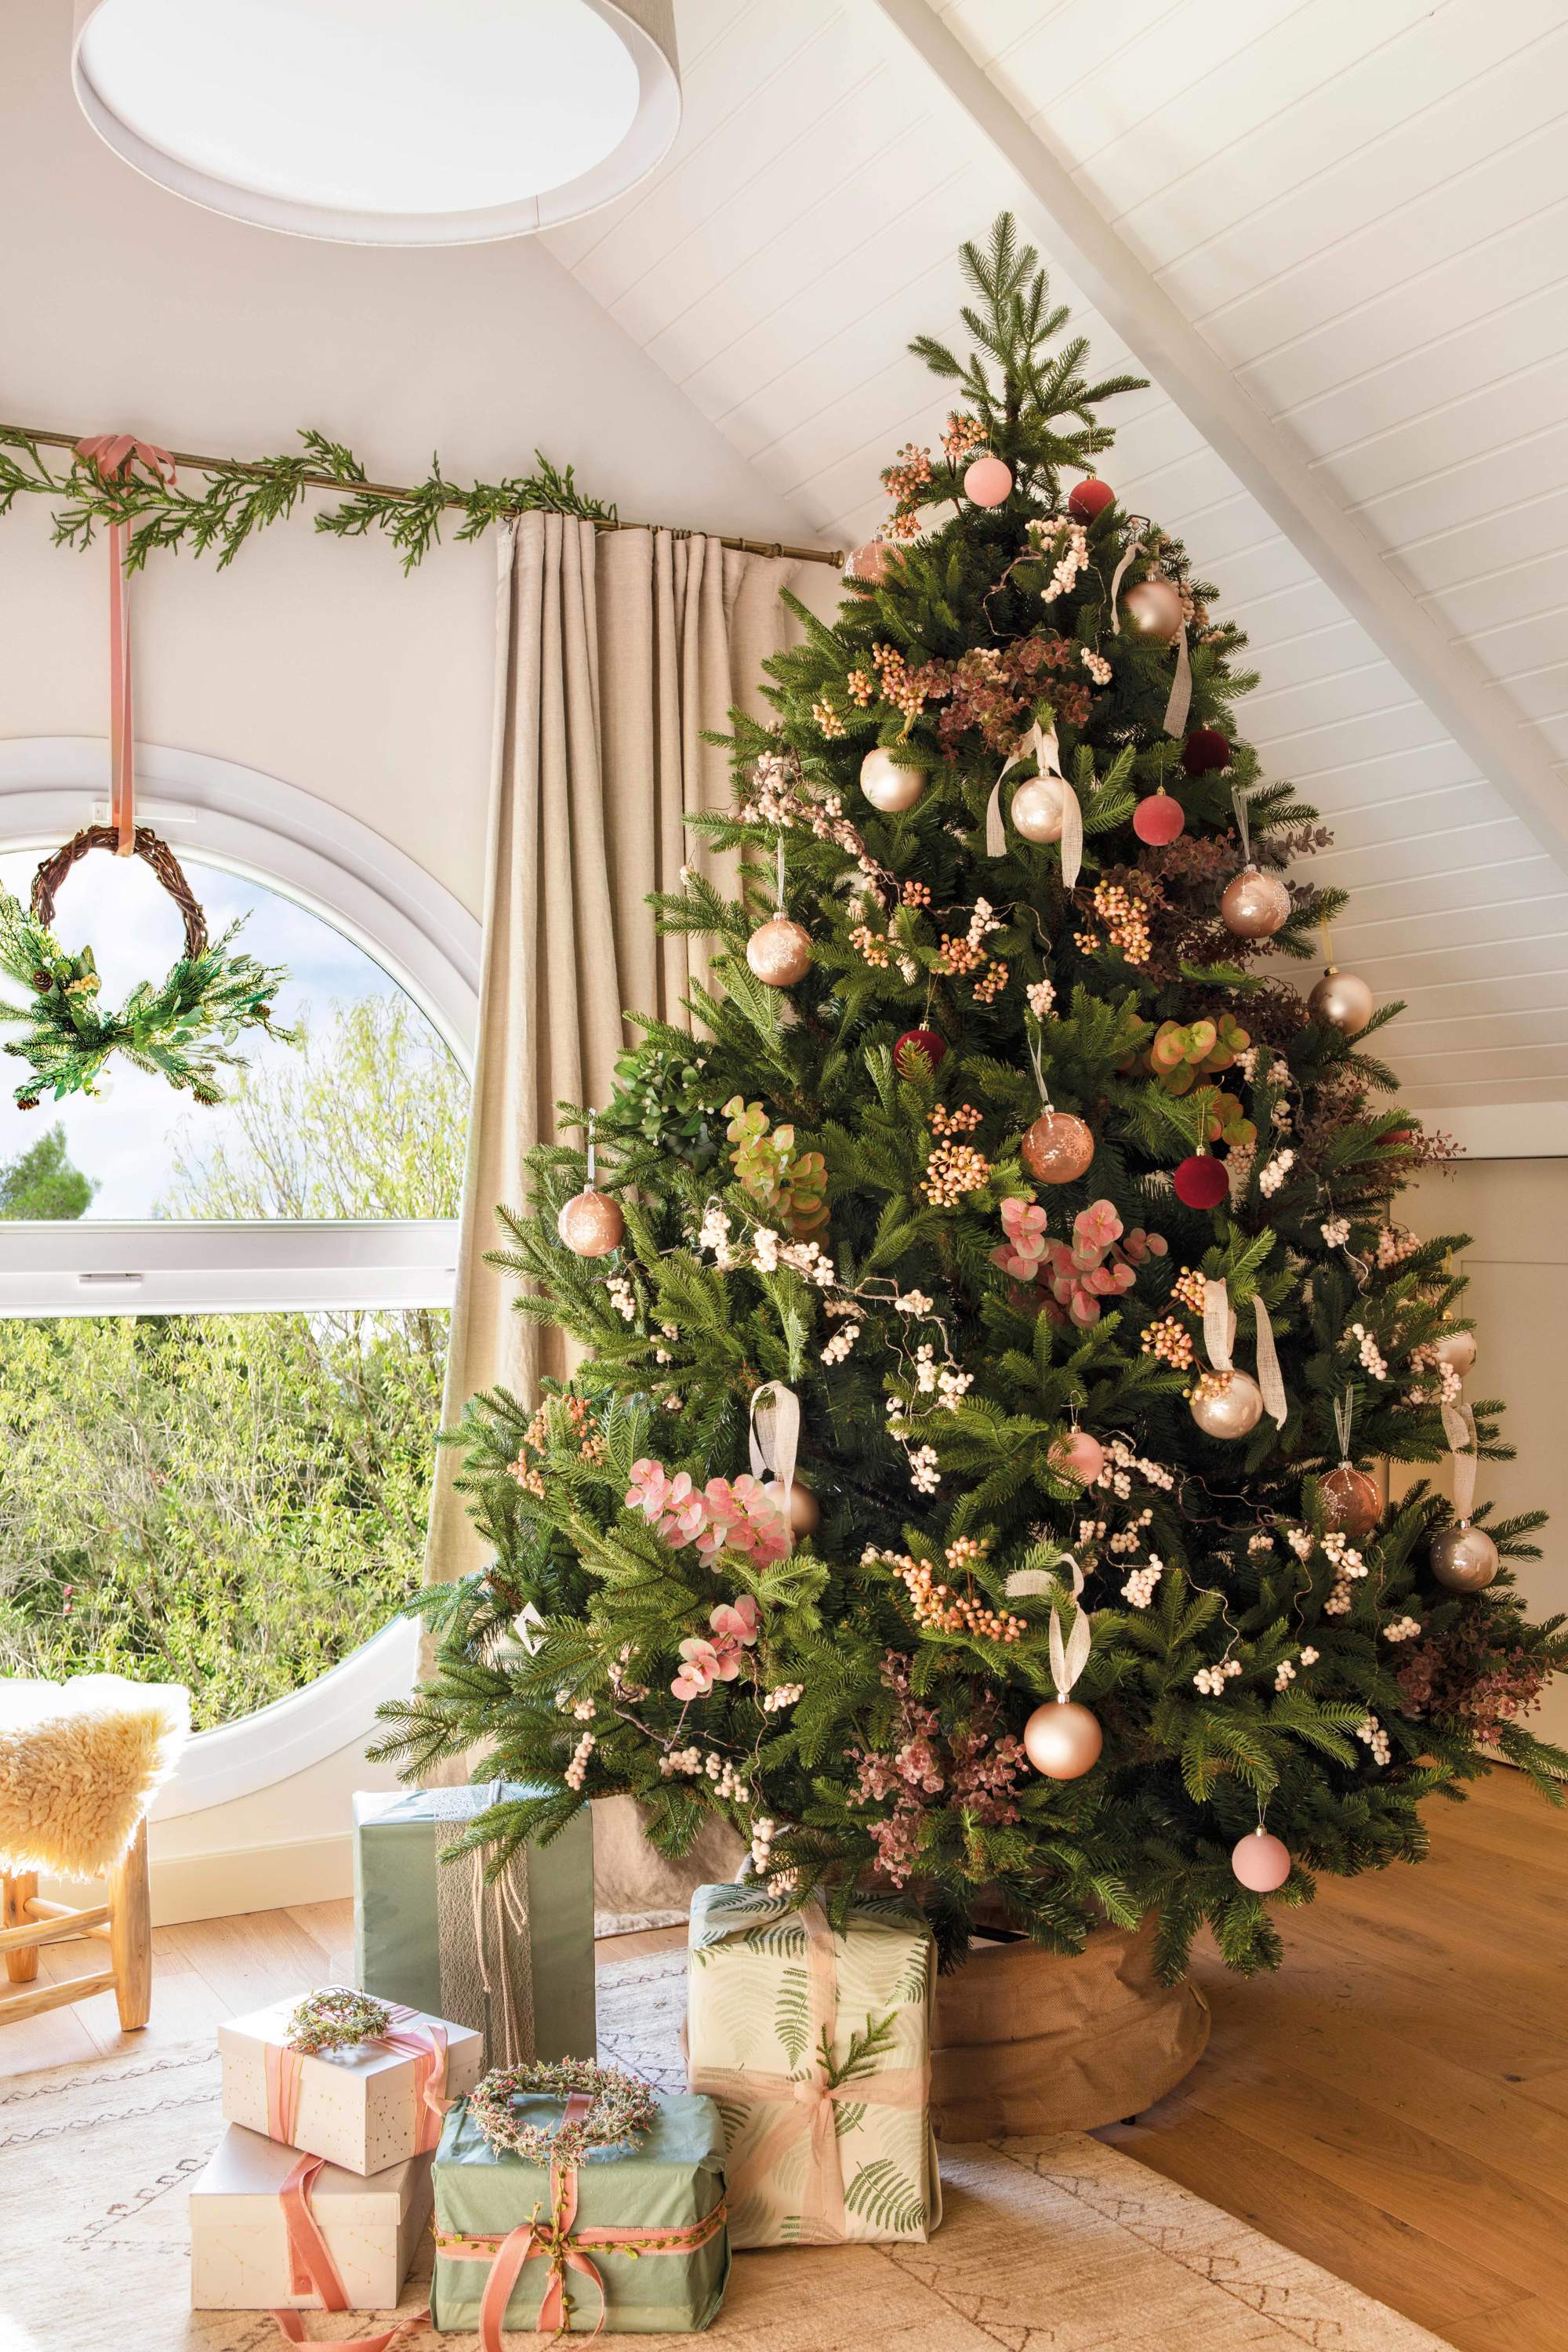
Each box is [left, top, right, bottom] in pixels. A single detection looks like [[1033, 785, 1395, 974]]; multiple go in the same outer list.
[[354, 1781, 595, 2067], [219, 1992, 483, 2176], [685, 1882, 942, 2249], [431, 2091, 728, 2336], [190, 2122, 431, 2311]]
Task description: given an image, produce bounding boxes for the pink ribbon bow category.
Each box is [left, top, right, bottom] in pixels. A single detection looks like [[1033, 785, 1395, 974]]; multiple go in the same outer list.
[[270, 2149, 430, 2351], [72, 431, 176, 857]]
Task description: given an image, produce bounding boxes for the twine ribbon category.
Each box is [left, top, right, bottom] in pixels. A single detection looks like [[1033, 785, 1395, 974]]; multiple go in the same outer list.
[[437, 2095, 728, 2347], [686, 1901, 927, 2245], [1441, 1399, 1480, 1520], [985, 716, 1082, 888], [433, 1781, 535, 2070], [73, 434, 175, 856], [1202, 1278, 1287, 1427], [264, 2002, 451, 2154], [270, 2151, 430, 2350], [748, 1380, 801, 1547]]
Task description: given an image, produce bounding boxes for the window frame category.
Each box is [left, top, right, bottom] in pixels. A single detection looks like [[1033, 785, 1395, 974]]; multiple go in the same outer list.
[[0, 738, 477, 1314]]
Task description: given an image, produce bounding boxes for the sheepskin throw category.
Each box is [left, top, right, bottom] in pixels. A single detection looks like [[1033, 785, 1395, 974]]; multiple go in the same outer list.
[[0, 1676, 189, 1877]]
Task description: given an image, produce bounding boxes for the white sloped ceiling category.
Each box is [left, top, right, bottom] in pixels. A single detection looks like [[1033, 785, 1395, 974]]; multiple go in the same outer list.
[[546, 0, 1568, 1143]]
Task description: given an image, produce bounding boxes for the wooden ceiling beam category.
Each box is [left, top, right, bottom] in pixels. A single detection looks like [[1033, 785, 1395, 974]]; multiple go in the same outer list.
[[870, 0, 1568, 877]]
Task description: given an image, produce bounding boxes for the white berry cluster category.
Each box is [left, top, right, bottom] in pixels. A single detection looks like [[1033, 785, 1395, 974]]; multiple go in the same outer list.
[[1382, 1615, 1421, 1643], [822, 1319, 862, 1367], [762, 1683, 803, 1714], [1320, 1530, 1369, 1617], [895, 1288, 934, 1315], [906, 1443, 940, 1495], [780, 1237, 837, 1287], [1248, 1532, 1275, 1557], [556, 1690, 597, 1722], [659, 1746, 747, 1799], [1038, 517, 1089, 600], [1356, 1714, 1392, 1766], [1319, 1215, 1351, 1247], [1351, 1322, 1388, 1381], [564, 1730, 596, 1791], [749, 1816, 775, 1875], [1193, 1658, 1243, 1697], [1097, 1439, 1177, 1497], [1108, 1508, 1154, 1557], [1081, 647, 1112, 686], [1258, 1147, 1295, 1199], [606, 1273, 637, 1323], [654, 1320, 678, 1366], [1025, 978, 1057, 1020], [1122, 1557, 1163, 1608], [697, 1203, 736, 1267]]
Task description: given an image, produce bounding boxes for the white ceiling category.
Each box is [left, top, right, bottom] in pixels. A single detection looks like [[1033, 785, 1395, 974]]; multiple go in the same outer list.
[[545, 0, 1568, 1145]]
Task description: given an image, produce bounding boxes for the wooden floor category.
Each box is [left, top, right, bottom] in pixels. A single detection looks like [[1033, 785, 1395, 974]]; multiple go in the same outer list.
[[4, 1769, 1564, 2350]]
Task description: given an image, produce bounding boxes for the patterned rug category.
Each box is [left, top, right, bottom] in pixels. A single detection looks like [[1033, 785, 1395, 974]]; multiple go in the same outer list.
[[0, 1950, 1454, 2352]]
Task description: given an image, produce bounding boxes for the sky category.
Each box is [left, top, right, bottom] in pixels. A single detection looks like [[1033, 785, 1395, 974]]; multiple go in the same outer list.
[[0, 848, 429, 1217]]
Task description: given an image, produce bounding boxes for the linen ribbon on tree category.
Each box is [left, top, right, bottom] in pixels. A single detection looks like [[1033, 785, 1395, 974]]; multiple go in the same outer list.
[[684, 1900, 927, 2243], [264, 2002, 450, 2152], [270, 2152, 430, 2351], [985, 714, 1082, 889], [434, 2092, 728, 2348], [1004, 1550, 1093, 1694], [748, 1377, 801, 1546], [73, 433, 176, 855], [1203, 1277, 1287, 1427], [1441, 1399, 1482, 1519], [1109, 524, 1190, 735]]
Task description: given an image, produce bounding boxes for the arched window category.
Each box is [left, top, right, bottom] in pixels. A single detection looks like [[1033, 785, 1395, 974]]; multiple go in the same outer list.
[[0, 742, 477, 1737]]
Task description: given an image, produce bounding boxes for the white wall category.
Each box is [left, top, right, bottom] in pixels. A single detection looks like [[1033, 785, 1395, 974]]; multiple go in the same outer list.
[[0, 0, 829, 917]]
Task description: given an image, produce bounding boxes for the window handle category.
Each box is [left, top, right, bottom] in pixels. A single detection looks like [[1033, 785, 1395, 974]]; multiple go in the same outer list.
[[75, 1271, 145, 1287]]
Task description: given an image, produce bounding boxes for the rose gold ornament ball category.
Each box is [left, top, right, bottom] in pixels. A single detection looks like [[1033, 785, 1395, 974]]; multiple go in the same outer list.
[[964, 453, 1014, 507], [1308, 967, 1375, 1036], [764, 1476, 820, 1537], [859, 746, 926, 813], [557, 1188, 624, 1258], [1433, 1327, 1478, 1377], [1221, 866, 1291, 940], [1022, 1109, 1095, 1184], [1429, 1521, 1499, 1592], [746, 916, 813, 988], [1321, 1465, 1381, 1541], [1231, 1828, 1292, 1893], [1053, 1428, 1106, 1486], [1123, 577, 1184, 641], [847, 539, 887, 583], [1190, 1370, 1264, 1440], [1023, 1697, 1103, 1780], [1010, 775, 1067, 844]]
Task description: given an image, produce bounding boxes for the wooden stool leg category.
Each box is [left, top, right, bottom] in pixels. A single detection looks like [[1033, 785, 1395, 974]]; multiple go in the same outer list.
[[3, 1872, 39, 1984], [107, 1822, 151, 2031]]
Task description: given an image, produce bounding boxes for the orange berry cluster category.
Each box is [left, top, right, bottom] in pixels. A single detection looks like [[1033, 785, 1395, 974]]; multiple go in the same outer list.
[[508, 1394, 604, 1500], [811, 699, 846, 739], [929, 1102, 982, 1138], [847, 668, 876, 707], [900, 879, 931, 909], [1171, 1267, 1208, 1315], [1142, 1316, 1196, 1370], [942, 412, 985, 462], [973, 958, 1009, 1004], [922, 1138, 991, 1207], [888, 1539, 1025, 1644], [1091, 879, 1152, 964], [935, 932, 988, 976], [851, 923, 891, 969]]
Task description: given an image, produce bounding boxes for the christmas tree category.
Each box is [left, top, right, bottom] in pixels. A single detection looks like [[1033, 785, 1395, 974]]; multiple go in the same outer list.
[[379, 217, 1566, 1976]]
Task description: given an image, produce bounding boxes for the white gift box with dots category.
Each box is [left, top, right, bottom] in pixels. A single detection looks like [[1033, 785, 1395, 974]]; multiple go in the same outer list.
[[190, 2122, 431, 2310], [218, 1993, 484, 2176]]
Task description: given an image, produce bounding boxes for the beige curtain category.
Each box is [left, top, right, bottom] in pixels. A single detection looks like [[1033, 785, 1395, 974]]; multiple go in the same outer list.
[[422, 513, 838, 1906]]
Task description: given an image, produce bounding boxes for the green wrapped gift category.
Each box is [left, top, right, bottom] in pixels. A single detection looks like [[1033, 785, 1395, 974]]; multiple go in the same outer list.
[[431, 2087, 729, 2336], [352, 1783, 593, 2067], [685, 1882, 942, 2249]]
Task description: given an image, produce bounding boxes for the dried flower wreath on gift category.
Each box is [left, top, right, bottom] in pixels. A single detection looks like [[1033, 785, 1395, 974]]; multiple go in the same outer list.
[[0, 823, 294, 1109], [468, 2058, 656, 2164], [285, 1986, 394, 2056]]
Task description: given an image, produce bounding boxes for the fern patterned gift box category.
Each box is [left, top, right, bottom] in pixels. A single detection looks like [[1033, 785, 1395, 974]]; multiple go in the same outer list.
[[684, 1883, 942, 2249]]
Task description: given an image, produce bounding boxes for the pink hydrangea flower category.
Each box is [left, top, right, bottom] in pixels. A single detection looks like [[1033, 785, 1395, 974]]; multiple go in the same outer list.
[[993, 1196, 1048, 1282], [710, 1596, 760, 1649], [1074, 1200, 1122, 1254]]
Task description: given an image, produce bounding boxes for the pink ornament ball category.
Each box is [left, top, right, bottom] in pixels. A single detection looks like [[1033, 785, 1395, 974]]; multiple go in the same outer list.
[[847, 539, 887, 584], [1173, 1153, 1229, 1210], [1053, 1429, 1105, 1486], [1023, 1698, 1102, 1780], [1132, 792, 1185, 846], [1068, 477, 1115, 522], [964, 454, 1014, 508], [1231, 1828, 1292, 1893]]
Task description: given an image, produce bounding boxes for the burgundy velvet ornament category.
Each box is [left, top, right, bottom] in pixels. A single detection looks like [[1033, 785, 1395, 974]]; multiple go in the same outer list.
[[1174, 1153, 1229, 1210], [1068, 477, 1115, 521], [894, 1027, 947, 1080], [1181, 728, 1230, 776], [1132, 790, 1185, 846]]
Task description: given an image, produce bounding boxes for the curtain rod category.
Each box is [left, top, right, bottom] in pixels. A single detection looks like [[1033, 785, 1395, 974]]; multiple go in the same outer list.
[[5, 424, 845, 569]]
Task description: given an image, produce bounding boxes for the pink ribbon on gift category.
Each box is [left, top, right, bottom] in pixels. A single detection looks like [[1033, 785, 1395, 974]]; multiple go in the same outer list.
[[686, 1900, 928, 2244], [72, 432, 176, 857], [265, 1998, 451, 2152], [270, 2149, 430, 2351], [436, 2092, 728, 2347]]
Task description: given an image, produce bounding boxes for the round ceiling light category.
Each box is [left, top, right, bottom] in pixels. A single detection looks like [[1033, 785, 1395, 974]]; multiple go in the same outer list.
[[71, 0, 680, 244]]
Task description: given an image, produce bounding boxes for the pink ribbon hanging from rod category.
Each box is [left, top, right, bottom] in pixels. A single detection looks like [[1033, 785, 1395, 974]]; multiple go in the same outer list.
[[73, 433, 176, 856]]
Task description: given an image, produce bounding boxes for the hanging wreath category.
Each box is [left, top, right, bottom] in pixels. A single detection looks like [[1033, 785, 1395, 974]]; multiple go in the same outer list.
[[0, 823, 295, 1110]]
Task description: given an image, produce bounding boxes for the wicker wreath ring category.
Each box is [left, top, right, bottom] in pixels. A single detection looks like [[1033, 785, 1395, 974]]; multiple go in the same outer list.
[[0, 821, 292, 1110], [467, 2058, 657, 2165]]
